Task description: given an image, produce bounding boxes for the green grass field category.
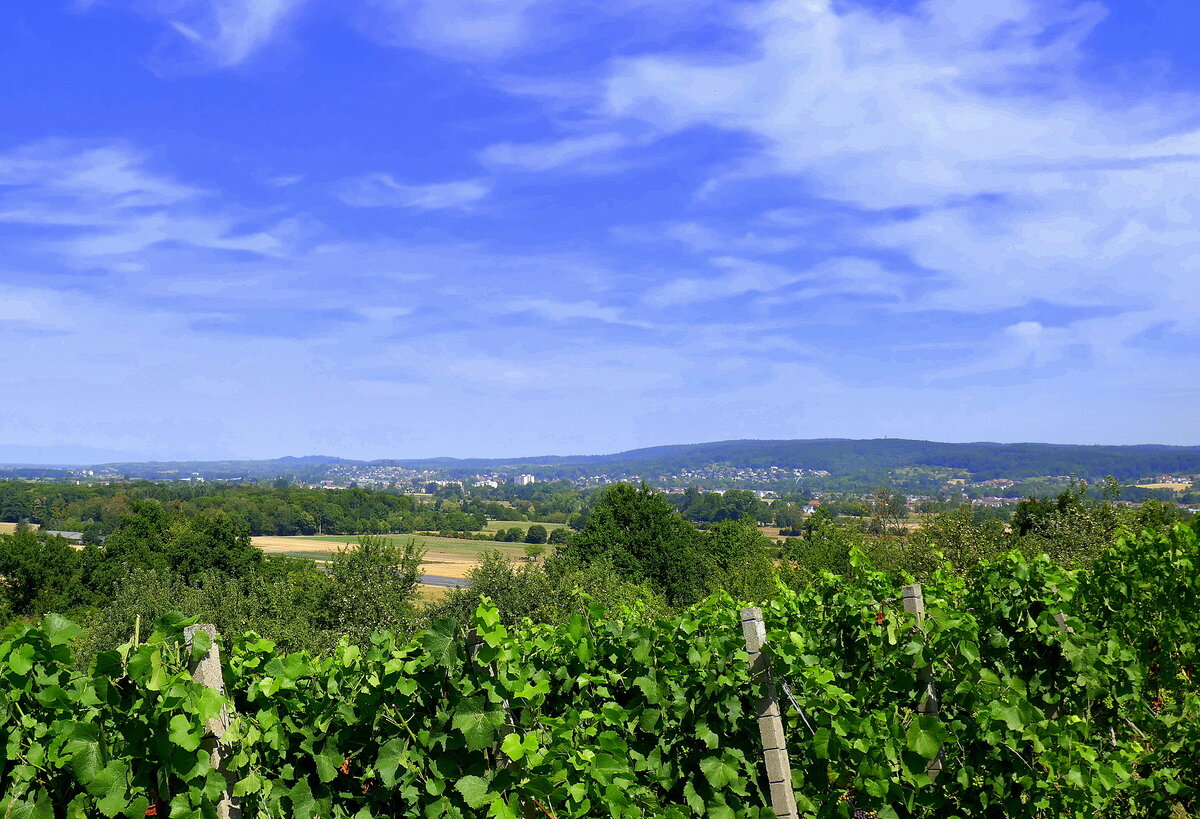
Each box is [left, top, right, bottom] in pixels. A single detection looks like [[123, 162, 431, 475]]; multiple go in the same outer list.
[[481, 520, 569, 533]]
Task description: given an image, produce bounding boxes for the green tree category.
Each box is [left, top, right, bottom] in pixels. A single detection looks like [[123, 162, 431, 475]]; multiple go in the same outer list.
[[524, 524, 548, 544], [85, 499, 172, 596], [166, 511, 262, 581], [781, 507, 861, 582], [0, 529, 89, 617], [702, 518, 776, 600], [1133, 498, 1187, 533], [557, 483, 709, 605], [322, 535, 424, 645], [773, 502, 806, 533], [910, 505, 1009, 572]]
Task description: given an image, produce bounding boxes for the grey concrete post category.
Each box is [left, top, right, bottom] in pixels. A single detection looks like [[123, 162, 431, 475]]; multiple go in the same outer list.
[[740, 607, 799, 819], [185, 625, 241, 819]]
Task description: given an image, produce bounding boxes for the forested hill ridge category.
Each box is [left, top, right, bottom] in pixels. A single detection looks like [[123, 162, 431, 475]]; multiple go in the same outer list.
[[14, 438, 1200, 487], [388, 438, 1200, 481]]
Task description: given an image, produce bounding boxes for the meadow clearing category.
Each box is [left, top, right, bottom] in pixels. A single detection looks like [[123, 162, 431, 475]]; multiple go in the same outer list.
[[0, 522, 16, 535], [480, 520, 569, 533]]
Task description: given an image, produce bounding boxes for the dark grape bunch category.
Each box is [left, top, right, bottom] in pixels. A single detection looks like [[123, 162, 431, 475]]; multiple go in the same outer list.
[[852, 811, 879, 819]]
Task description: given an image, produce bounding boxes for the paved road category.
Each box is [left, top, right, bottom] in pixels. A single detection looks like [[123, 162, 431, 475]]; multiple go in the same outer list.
[[421, 575, 473, 588]]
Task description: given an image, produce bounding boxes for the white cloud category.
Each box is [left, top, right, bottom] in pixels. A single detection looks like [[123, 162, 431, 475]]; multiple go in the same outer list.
[[479, 133, 629, 172], [170, 0, 309, 67], [643, 257, 798, 307], [334, 173, 491, 210], [0, 140, 199, 207], [0, 140, 285, 259], [358, 305, 414, 321], [925, 320, 1075, 381], [603, 0, 1147, 208], [361, 0, 547, 60], [266, 174, 304, 188], [498, 298, 628, 324], [0, 291, 55, 326], [592, 0, 1200, 374], [642, 256, 904, 308]]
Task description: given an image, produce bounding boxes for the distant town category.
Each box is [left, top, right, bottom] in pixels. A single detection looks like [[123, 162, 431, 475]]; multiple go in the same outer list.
[[10, 459, 1200, 516]]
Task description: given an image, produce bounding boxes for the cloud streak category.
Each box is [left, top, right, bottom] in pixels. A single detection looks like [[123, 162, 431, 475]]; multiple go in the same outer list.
[[0, 140, 284, 258], [169, 0, 309, 66], [334, 173, 491, 210]]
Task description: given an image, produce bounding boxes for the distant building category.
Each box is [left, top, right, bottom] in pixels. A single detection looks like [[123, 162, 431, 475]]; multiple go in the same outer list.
[[44, 529, 84, 544], [515, 474, 536, 486]]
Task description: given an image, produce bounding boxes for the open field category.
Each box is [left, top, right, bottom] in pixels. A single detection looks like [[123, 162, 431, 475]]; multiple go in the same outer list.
[[416, 585, 449, 603], [253, 534, 531, 581], [481, 520, 568, 533], [292, 533, 531, 556], [0, 522, 16, 535], [1136, 482, 1191, 491]]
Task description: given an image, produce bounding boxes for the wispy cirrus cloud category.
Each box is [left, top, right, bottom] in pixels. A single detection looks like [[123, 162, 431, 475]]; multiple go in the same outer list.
[[167, 0, 309, 66], [583, 0, 1200, 377], [333, 173, 491, 210], [360, 0, 548, 60], [0, 140, 284, 258], [479, 133, 630, 172]]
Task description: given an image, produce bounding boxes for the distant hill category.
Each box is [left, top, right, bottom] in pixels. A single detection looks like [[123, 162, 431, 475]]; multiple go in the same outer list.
[[55, 438, 1200, 486], [381, 439, 1200, 483]]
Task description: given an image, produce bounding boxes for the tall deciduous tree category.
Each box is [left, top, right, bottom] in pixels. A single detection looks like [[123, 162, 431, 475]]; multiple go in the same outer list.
[[559, 483, 709, 604]]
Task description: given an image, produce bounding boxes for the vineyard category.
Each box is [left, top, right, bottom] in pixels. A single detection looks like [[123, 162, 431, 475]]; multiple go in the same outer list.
[[1, 526, 1197, 818]]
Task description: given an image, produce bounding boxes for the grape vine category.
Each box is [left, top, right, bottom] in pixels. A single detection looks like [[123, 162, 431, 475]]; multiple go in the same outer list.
[[1, 526, 1195, 817]]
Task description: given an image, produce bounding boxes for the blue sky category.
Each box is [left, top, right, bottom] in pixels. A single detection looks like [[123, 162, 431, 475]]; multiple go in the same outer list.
[[2, 0, 1200, 462]]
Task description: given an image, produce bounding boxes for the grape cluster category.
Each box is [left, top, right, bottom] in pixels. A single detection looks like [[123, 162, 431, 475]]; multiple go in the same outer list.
[[851, 811, 879, 819]]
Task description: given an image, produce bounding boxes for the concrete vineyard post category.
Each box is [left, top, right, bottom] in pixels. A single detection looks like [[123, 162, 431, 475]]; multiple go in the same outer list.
[[901, 585, 943, 782], [739, 607, 799, 819], [184, 624, 241, 819]]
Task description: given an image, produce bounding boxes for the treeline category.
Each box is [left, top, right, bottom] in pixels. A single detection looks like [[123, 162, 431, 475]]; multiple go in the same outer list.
[[0, 484, 788, 658], [430, 480, 583, 524], [439, 483, 1197, 630], [2, 479, 1197, 662], [458, 482, 807, 529], [0, 481, 485, 538], [0, 501, 430, 660]]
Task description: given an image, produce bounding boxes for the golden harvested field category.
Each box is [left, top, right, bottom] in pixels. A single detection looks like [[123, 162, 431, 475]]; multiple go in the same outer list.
[[1136, 482, 1191, 491], [0, 522, 17, 534], [252, 534, 531, 581], [416, 586, 450, 603]]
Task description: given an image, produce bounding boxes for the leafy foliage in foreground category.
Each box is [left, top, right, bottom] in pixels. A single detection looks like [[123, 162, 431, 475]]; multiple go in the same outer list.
[[1, 527, 1196, 817]]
